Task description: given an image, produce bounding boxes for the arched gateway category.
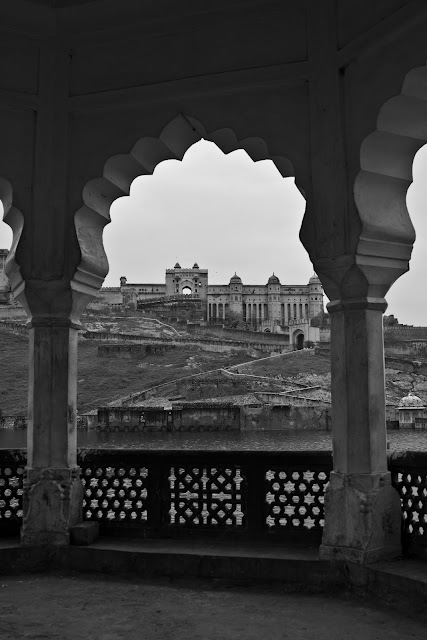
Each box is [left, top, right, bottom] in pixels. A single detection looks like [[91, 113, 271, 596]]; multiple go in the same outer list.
[[293, 330, 305, 350]]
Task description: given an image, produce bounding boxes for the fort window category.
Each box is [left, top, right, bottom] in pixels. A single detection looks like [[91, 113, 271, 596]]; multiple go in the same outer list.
[[182, 286, 192, 295]]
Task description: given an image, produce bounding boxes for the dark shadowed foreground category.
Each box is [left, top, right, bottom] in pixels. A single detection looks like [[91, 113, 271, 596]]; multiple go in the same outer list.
[[0, 573, 425, 640]]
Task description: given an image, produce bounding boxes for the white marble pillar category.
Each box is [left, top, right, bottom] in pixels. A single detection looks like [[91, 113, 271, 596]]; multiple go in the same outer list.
[[319, 296, 401, 563]]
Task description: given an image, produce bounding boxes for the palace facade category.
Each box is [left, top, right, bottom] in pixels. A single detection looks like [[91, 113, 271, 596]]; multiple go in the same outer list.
[[1, 252, 324, 332], [114, 263, 324, 331]]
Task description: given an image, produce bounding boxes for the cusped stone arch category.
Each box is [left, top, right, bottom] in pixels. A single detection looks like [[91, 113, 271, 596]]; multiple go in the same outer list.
[[0, 177, 25, 301], [354, 61, 427, 297], [73, 114, 296, 295], [181, 285, 192, 296]]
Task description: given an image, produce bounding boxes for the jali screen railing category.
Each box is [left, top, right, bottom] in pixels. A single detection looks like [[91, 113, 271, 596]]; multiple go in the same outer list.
[[1, 448, 426, 553], [78, 449, 331, 538], [0, 449, 331, 540], [389, 451, 427, 555]]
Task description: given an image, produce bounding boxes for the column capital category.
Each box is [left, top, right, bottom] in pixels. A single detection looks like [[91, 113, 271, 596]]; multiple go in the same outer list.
[[312, 255, 408, 306], [28, 317, 82, 330], [327, 297, 387, 314], [13, 277, 96, 326]]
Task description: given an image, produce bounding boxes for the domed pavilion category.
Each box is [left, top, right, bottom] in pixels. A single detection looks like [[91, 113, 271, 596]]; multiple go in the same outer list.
[[398, 393, 426, 428]]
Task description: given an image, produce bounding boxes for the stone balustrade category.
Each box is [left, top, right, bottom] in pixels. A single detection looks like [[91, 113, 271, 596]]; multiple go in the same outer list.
[[0, 449, 425, 557]]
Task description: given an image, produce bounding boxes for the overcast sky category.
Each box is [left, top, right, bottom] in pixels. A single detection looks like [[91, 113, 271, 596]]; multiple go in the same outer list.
[[1, 139, 426, 325]]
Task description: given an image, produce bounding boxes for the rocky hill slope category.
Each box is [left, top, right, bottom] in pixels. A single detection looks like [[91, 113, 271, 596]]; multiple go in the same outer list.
[[1, 325, 425, 416]]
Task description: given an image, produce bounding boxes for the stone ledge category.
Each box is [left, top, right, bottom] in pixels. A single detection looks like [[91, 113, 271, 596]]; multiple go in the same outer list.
[[0, 538, 426, 614]]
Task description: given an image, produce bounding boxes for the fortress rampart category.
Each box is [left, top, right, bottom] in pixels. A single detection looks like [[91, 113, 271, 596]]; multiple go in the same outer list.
[[384, 326, 427, 341], [82, 330, 290, 356], [96, 402, 331, 433]]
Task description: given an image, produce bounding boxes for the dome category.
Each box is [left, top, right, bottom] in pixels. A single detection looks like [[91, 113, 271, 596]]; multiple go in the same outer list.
[[267, 273, 280, 285], [399, 392, 425, 409], [174, 262, 181, 269], [229, 272, 242, 284], [193, 262, 199, 269], [309, 273, 321, 284]]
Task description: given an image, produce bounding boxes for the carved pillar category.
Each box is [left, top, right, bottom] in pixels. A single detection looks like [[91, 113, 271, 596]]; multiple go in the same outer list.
[[21, 319, 82, 545], [306, 253, 409, 564], [14, 280, 96, 545], [319, 289, 401, 563], [299, 0, 417, 563]]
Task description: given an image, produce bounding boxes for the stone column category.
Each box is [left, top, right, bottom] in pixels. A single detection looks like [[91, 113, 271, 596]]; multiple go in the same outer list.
[[11, 277, 98, 546], [20, 317, 82, 545], [319, 294, 401, 563]]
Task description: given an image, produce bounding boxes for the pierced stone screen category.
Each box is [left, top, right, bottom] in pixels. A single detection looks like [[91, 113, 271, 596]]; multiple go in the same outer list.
[[168, 464, 245, 527], [0, 462, 23, 525], [392, 468, 427, 538], [82, 464, 149, 523], [265, 468, 328, 530]]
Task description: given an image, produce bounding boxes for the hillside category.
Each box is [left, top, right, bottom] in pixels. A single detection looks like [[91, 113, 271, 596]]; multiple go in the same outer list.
[[238, 350, 331, 378], [3, 326, 427, 416], [0, 332, 257, 415]]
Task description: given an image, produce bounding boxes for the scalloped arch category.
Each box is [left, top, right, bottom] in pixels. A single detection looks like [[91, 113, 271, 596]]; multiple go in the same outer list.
[[0, 177, 25, 297], [73, 113, 296, 293], [354, 62, 427, 288]]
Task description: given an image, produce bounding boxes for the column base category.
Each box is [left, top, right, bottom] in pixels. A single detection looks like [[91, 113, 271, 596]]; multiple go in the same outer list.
[[319, 471, 402, 564], [21, 467, 83, 546]]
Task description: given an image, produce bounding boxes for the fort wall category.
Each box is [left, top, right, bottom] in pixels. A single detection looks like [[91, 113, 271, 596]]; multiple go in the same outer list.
[[0, 320, 27, 336], [188, 324, 291, 345], [96, 403, 331, 433], [97, 404, 241, 432], [0, 307, 26, 319], [97, 344, 174, 358], [384, 326, 427, 341], [82, 330, 287, 356], [385, 341, 427, 358]]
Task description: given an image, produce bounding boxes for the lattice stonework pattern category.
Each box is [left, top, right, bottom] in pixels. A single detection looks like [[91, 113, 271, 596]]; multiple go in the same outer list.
[[168, 465, 245, 527], [265, 468, 329, 530], [0, 463, 24, 522], [81, 464, 149, 523], [392, 469, 427, 537]]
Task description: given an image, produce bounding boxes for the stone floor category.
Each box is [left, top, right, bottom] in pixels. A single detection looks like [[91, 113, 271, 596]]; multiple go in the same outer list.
[[1, 537, 426, 639], [0, 572, 426, 640]]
